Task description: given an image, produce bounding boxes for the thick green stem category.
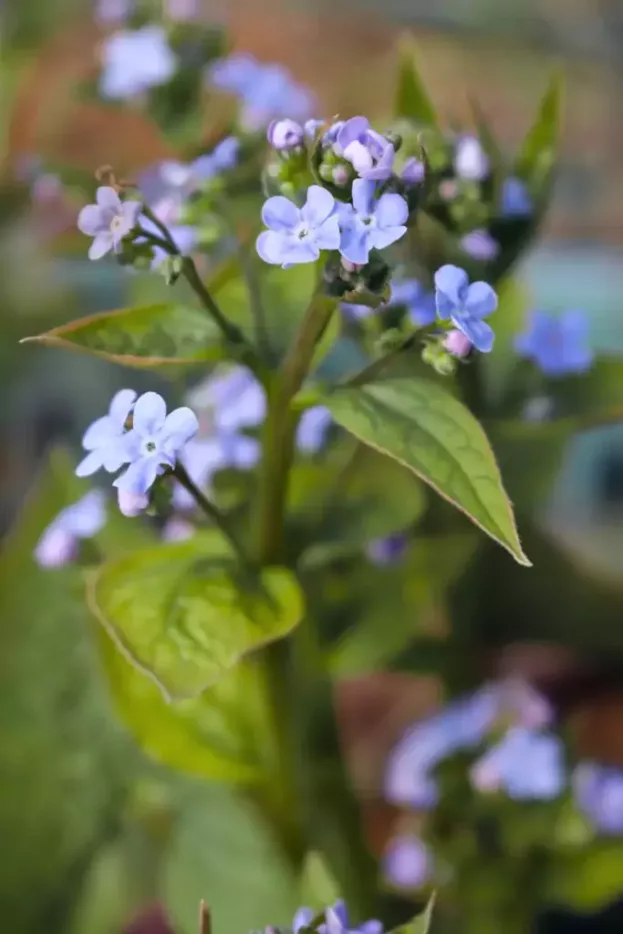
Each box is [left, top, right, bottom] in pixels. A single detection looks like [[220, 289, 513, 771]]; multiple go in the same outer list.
[[172, 464, 250, 565]]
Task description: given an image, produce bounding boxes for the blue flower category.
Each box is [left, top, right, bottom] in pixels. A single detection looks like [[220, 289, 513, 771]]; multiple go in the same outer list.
[[296, 406, 332, 454], [501, 177, 532, 217], [460, 229, 499, 261], [207, 55, 314, 130], [208, 52, 258, 93], [471, 727, 565, 800], [383, 836, 431, 890], [454, 135, 489, 181], [94, 0, 130, 25], [76, 388, 137, 477], [573, 763, 623, 834], [339, 179, 408, 265], [77, 186, 142, 260], [34, 490, 107, 568], [294, 902, 382, 934], [434, 264, 497, 353], [100, 26, 176, 99], [400, 157, 425, 184], [335, 116, 395, 181], [257, 185, 340, 267], [515, 310, 593, 377], [390, 278, 436, 327], [113, 391, 198, 496], [267, 119, 305, 150]]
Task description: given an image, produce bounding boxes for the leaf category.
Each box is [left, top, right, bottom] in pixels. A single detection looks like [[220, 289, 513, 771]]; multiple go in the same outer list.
[[395, 36, 438, 126], [481, 276, 531, 408], [390, 895, 436, 934], [97, 627, 271, 782], [21, 302, 225, 372], [89, 535, 305, 700], [515, 69, 564, 183], [323, 378, 529, 565], [299, 852, 340, 910]]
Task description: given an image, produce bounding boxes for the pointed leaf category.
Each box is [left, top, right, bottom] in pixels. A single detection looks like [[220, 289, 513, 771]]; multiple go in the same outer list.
[[323, 378, 529, 565], [21, 302, 225, 372], [515, 69, 564, 183], [88, 534, 304, 700], [390, 895, 436, 934], [395, 37, 438, 126]]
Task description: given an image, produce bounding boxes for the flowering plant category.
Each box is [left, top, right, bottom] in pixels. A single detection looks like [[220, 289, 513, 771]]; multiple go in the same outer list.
[[9, 5, 623, 933]]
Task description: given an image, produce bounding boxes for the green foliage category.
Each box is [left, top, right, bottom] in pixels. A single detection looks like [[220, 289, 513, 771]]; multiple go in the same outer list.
[[323, 378, 529, 565], [299, 852, 341, 909], [394, 37, 438, 127], [390, 895, 436, 934], [515, 69, 564, 188], [89, 535, 305, 699]]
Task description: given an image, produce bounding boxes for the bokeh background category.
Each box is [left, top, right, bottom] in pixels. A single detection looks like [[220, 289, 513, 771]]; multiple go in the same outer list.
[[2, 0, 623, 932]]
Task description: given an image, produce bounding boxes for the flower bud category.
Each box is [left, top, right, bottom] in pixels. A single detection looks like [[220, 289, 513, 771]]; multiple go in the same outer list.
[[117, 488, 149, 517], [332, 164, 351, 186], [443, 329, 472, 358], [267, 119, 304, 151]]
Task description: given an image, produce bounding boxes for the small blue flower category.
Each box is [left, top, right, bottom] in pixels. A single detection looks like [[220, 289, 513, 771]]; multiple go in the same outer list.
[[267, 119, 304, 150], [208, 53, 258, 93], [367, 534, 408, 566], [573, 763, 623, 834], [471, 727, 565, 800], [76, 388, 137, 477], [434, 264, 497, 353], [292, 903, 382, 934], [460, 229, 500, 261], [390, 278, 436, 327], [257, 185, 340, 267], [34, 490, 107, 568], [335, 116, 395, 181], [454, 135, 489, 181], [400, 157, 425, 184], [100, 26, 176, 99], [501, 176, 532, 217], [296, 406, 332, 454], [515, 310, 593, 377], [114, 392, 198, 496], [94, 0, 130, 25], [339, 179, 408, 265], [207, 55, 314, 130], [383, 836, 431, 890], [77, 186, 142, 260]]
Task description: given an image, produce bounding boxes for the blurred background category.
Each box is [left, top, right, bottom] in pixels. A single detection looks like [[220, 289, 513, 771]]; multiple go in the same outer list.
[[2, 0, 623, 932]]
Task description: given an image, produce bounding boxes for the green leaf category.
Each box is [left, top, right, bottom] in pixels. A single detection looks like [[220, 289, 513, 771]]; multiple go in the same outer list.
[[299, 852, 340, 910], [390, 895, 436, 934], [323, 378, 529, 565], [21, 302, 225, 372], [515, 69, 564, 184], [89, 535, 305, 700], [481, 276, 530, 408], [97, 627, 272, 782], [395, 36, 438, 126]]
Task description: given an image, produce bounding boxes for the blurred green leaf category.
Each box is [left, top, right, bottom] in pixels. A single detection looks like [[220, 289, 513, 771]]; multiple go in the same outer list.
[[515, 69, 564, 185], [546, 842, 623, 911], [89, 535, 304, 699], [21, 302, 225, 372], [480, 276, 530, 409], [390, 895, 436, 934], [299, 851, 340, 909], [97, 628, 272, 782], [323, 378, 530, 565], [395, 37, 438, 127]]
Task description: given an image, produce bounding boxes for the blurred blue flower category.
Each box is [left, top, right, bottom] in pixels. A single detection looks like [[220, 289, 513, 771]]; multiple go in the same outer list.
[[77, 186, 142, 260], [401, 157, 425, 184], [94, 0, 130, 25], [383, 835, 431, 890], [471, 727, 565, 800], [460, 229, 500, 261], [501, 177, 532, 217], [335, 117, 395, 181], [100, 26, 176, 99], [573, 763, 623, 834], [296, 406, 333, 454], [76, 388, 137, 477], [293, 902, 382, 934], [117, 488, 149, 517], [390, 278, 436, 327], [515, 310, 593, 377], [113, 392, 198, 496], [267, 119, 305, 150], [34, 490, 107, 568], [434, 265, 497, 353], [257, 186, 340, 267], [339, 180, 408, 265], [454, 135, 489, 181], [367, 534, 408, 566]]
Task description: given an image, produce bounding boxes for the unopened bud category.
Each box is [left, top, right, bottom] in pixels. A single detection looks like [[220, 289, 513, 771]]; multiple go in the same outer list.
[[267, 119, 304, 151], [443, 329, 472, 358]]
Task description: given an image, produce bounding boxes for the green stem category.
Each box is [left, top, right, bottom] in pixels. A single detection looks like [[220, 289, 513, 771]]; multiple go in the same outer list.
[[172, 464, 250, 565]]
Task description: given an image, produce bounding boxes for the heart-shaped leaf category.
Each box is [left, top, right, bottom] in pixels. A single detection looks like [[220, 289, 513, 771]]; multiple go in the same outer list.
[[89, 534, 304, 700], [323, 378, 529, 565]]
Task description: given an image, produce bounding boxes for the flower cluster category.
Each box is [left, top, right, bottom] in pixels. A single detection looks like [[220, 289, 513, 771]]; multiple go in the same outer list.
[[293, 900, 382, 934], [99, 26, 177, 99]]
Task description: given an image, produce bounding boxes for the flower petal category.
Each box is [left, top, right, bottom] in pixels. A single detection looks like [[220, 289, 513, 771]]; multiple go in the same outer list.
[[313, 214, 341, 251], [300, 185, 336, 227], [132, 391, 167, 436], [343, 140, 373, 174], [109, 388, 137, 427], [121, 200, 142, 228], [160, 406, 199, 453], [339, 222, 369, 265], [88, 232, 114, 260], [296, 405, 332, 453], [101, 438, 133, 473], [77, 204, 106, 236], [434, 264, 469, 319], [336, 116, 369, 152], [64, 490, 107, 537], [117, 488, 150, 517], [455, 315, 495, 353], [374, 192, 408, 229], [363, 143, 395, 181], [96, 186, 122, 211], [114, 457, 161, 494], [256, 230, 286, 265], [351, 178, 376, 217], [261, 195, 300, 232], [370, 224, 406, 252], [279, 239, 319, 266], [82, 414, 115, 451], [465, 281, 498, 319], [75, 450, 104, 478]]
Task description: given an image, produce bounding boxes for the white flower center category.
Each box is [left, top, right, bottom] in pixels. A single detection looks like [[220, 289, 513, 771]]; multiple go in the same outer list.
[[110, 214, 125, 233]]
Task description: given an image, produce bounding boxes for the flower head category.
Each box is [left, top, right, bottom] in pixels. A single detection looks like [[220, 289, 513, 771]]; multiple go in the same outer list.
[[460, 229, 499, 261], [77, 187, 142, 260], [207, 55, 314, 130], [100, 26, 176, 99], [383, 836, 431, 890], [257, 185, 340, 268], [335, 117, 395, 181], [471, 727, 565, 800], [434, 265, 497, 353], [76, 388, 137, 477], [573, 763, 623, 834], [267, 119, 305, 150], [390, 278, 436, 327], [339, 179, 408, 265], [454, 135, 489, 181], [515, 310, 593, 377], [501, 177, 532, 217], [296, 406, 332, 454], [114, 391, 198, 496], [34, 490, 107, 567], [401, 157, 425, 184]]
